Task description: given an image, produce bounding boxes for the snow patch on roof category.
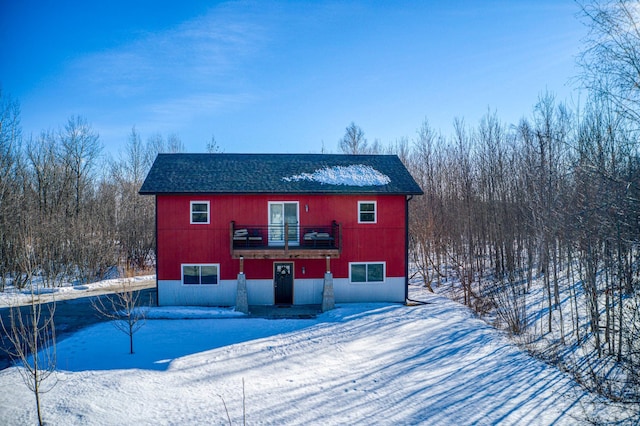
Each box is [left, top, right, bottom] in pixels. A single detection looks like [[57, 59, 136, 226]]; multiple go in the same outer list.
[[283, 164, 391, 186]]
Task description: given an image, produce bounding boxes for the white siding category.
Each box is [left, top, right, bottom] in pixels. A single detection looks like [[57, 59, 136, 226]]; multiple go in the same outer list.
[[158, 276, 406, 306], [246, 279, 274, 305], [157, 279, 237, 306], [333, 276, 405, 303], [293, 278, 325, 305]]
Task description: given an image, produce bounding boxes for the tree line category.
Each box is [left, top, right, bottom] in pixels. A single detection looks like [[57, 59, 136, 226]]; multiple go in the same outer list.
[[338, 92, 639, 405], [0, 106, 173, 290], [336, 0, 640, 404], [400, 95, 638, 398]]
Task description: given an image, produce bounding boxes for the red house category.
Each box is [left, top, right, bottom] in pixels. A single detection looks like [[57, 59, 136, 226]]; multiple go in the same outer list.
[[139, 153, 422, 310]]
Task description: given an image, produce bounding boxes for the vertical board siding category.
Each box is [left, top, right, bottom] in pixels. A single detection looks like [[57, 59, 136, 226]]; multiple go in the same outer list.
[[156, 193, 408, 304]]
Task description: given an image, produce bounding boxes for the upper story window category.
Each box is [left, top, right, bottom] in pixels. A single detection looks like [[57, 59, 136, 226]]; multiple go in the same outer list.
[[190, 201, 210, 224], [358, 201, 377, 223], [268, 201, 299, 245]]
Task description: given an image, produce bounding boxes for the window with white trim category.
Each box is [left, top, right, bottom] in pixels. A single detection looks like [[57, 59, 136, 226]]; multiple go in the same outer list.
[[268, 201, 299, 245], [349, 262, 385, 283], [190, 201, 210, 224], [358, 201, 377, 223], [182, 264, 219, 285]]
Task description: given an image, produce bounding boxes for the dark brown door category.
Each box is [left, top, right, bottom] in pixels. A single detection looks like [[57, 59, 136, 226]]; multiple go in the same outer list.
[[274, 262, 293, 305]]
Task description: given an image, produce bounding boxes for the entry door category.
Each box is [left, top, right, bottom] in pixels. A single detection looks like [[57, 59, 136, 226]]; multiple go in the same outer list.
[[274, 262, 294, 305]]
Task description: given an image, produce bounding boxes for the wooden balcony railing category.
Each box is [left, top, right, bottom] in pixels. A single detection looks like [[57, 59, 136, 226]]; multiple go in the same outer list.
[[230, 221, 341, 259]]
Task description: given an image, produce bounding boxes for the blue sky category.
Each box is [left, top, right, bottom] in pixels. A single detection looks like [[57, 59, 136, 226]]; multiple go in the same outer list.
[[1, 1, 586, 155]]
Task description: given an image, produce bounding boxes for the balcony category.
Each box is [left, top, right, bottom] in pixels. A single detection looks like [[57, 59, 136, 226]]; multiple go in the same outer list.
[[230, 221, 342, 259]]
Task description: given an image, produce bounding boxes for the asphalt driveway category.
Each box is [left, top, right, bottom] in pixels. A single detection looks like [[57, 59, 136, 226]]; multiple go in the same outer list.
[[0, 287, 156, 370]]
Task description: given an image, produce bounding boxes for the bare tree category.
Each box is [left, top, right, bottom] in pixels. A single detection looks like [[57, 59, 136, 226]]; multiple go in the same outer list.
[[339, 122, 369, 154], [486, 277, 528, 335], [59, 115, 116, 284], [92, 279, 147, 354], [146, 131, 185, 161], [207, 134, 222, 153], [369, 138, 382, 154], [1, 295, 57, 426], [578, 0, 640, 127], [408, 120, 446, 292], [622, 291, 640, 389], [519, 94, 571, 336], [118, 127, 150, 184], [1, 298, 56, 426], [24, 132, 73, 287], [0, 90, 24, 290], [166, 133, 185, 153], [111, 127, 155, 272], [385, 136, 410, 165], [60, 115, 102, 217], [0, 232, 57, 426]]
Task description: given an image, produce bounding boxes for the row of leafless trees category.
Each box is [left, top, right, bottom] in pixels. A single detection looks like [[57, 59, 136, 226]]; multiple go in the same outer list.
[[0, 96, 165, 290], [396, 85, 639, 406], [335, 2, 640, 403], [379, 1, 640, 403], [0, 99, 164, 423], [410, 108, 637, 404], [404, 94, 638, 343]]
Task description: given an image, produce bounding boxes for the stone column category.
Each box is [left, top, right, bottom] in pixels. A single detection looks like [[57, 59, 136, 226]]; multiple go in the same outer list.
[[322, 272, 335, 312], [236, 273, 249, 314]]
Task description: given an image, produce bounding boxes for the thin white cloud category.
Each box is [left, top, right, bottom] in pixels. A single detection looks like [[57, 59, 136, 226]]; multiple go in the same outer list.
[[145, 92, 257, 127], [72, 4, 265, 99], [59, 3, 269, 149]]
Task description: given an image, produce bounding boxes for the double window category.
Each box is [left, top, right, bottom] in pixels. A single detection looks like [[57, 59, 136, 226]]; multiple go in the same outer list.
[[191, 201, 210, 224], [358, 201, 377, 223], [349, 262, 385, 283], [182, 264, 219, 285]]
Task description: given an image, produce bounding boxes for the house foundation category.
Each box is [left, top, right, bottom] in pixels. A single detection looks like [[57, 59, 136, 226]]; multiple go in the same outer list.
[[322, 272, 335, 312], [235, 273, 249, 314]]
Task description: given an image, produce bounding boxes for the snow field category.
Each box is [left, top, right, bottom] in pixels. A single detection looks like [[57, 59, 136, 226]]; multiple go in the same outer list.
[[0, 290, 617, 425], [0, 275, 156, 308]]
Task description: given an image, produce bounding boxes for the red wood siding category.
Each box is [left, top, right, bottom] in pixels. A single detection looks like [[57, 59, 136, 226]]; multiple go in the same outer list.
[[156, 194, 407, 281]]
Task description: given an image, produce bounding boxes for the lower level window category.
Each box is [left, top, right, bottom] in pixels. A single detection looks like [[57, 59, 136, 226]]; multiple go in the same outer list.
[[350, 262, 385, 283], [182, 264, 219, 285]]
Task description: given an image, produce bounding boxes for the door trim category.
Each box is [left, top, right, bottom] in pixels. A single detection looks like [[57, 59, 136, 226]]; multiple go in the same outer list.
[[273, 262, 294, 305]]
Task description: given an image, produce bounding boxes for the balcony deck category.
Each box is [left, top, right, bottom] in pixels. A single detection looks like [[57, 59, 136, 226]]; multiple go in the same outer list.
[[230, 221, 341, 259]]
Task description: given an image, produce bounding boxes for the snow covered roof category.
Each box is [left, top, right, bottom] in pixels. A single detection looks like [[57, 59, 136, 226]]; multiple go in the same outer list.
[[282, 164, 391, 186], [139, 153, 423, 195]]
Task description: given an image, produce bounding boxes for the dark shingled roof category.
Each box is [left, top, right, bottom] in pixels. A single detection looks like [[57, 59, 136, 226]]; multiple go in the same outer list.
[[139, 153, 423, 195]]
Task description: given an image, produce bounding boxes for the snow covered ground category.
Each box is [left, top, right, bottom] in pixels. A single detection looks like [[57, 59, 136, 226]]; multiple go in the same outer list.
[[0, 275, 156, 308], [2, 284, 629, 425]]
